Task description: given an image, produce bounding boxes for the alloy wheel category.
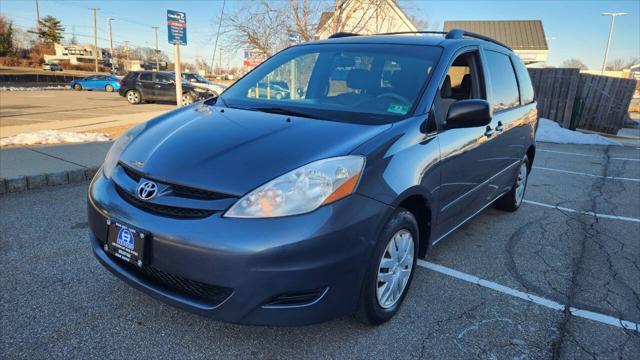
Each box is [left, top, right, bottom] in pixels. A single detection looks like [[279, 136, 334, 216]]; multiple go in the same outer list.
[[376, 229, 414, 309], [515, 162, 528, 205], [127, 91, 139, 104], [182, 94, 193, 106]]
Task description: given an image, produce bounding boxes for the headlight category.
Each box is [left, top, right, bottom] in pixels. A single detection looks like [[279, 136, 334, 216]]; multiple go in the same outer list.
[[102, 124, 143, 178], [224, 156, 365, 218]]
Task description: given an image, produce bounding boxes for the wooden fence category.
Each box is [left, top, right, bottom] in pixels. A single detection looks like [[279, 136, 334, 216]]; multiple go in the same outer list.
[[528, 68, 579, 129], [573, 74, 637, 134], [528, 68, 637, 134]]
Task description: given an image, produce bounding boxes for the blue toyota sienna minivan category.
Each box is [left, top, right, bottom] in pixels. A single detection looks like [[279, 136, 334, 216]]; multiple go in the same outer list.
[[88, 30, 538, 325]]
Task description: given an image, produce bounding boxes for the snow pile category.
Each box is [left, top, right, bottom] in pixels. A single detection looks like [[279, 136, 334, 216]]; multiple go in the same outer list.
[[0, 85, 67, 91], [536, 118, 621, 146], [0, 130, 111, 147]]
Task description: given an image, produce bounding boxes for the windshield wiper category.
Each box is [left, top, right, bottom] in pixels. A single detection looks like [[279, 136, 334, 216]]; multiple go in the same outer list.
[[252, 107, 322, 119]]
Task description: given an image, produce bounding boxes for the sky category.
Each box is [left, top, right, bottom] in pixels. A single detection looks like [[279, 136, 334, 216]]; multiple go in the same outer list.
[[1, 0, 638, 70]]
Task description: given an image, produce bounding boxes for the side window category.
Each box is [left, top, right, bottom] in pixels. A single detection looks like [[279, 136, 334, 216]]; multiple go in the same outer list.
[[433, 50, 484, 125], [138, 73, 152, 82], [511, 55, 534, 105], [155, 74, 173, 84], [484, 51, 520, 111]]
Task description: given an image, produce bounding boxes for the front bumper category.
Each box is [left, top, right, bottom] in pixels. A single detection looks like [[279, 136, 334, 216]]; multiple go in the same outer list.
[[88, 172, 393, 325]]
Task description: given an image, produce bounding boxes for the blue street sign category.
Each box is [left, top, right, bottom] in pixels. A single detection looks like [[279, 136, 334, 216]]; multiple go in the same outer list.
[[167, 10, 187, 45]]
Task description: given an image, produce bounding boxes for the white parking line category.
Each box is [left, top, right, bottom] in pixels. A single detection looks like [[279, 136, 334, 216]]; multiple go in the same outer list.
[[533, 166, 640, 183], [523, 200, 640, 223], [538, 149, 640, 162], [417, 260, 639, 332]]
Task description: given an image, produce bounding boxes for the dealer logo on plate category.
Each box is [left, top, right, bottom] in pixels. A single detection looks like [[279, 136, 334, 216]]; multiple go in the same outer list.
[[117, 227, 134, 250]]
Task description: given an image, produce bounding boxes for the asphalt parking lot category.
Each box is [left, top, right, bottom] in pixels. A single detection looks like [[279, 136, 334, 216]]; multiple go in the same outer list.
[[0, 90, 174, 128], [1, 142, 638, 359]]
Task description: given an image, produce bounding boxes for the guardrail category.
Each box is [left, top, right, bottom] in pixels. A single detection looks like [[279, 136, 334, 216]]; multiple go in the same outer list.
[[0, 73, 84, 84]]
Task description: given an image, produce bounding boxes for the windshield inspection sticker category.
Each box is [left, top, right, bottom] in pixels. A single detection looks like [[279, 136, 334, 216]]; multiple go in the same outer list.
[[387, 103, 409, 115]]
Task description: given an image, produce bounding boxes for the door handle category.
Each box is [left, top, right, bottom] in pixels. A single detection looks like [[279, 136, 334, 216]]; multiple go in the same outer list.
[[484, 125, 494, 138], [154, 85, 161, 88], [495, 121, 504, 132]]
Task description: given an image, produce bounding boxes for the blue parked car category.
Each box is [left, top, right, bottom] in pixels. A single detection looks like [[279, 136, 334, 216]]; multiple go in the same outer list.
[[70, 75, 121, 92]]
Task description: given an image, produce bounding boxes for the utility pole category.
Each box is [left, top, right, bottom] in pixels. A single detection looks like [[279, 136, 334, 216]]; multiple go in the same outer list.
[[35, 0, 40, 30], [90, 7, 100, 73], [107, 17, 115, 69], [601, 12, 627, 74], [152, 26, 160, 71], [124, 40, 130, 70]]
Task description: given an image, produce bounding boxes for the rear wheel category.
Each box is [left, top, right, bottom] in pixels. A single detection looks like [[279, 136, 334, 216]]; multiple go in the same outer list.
[[356, 208, 418, 325], [126, 90, 141, 105], [73, 83, 82, 91], [494, 156, 529, 212], [105, 84, 114, 92]]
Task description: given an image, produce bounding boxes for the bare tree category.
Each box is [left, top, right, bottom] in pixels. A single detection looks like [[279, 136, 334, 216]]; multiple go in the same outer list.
[[222, 0, 288, 56], [288, 0, 324, 41], [561, 58, 588, 70], [606, 58, 626, 71]]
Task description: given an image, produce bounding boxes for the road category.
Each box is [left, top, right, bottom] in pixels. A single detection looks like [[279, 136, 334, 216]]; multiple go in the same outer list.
[[0, 90, 174, 129], [1, 142, 639, 359]]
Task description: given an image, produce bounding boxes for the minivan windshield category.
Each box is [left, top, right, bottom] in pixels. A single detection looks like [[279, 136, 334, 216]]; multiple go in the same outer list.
[[220, 43, 441, 124]]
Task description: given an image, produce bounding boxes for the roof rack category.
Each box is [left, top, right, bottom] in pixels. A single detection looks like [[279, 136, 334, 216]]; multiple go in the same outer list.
[[326, 29, 511, 50], [328, 32, 359, 39], [445, 29, 512, 50]]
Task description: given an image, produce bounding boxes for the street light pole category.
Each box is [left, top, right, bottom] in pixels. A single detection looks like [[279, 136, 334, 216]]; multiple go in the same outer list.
[[152, 26, 160, 71], [35, 0, 40, 30], [107, 17, 115, 69], [601, 12, 627, 74]]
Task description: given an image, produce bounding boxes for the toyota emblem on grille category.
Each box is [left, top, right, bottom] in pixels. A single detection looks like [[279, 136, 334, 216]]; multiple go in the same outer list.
[[137, 180, 158, 200]]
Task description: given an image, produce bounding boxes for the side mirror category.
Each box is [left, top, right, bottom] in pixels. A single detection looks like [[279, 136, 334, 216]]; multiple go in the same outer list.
[[445, 99, 492, 129]]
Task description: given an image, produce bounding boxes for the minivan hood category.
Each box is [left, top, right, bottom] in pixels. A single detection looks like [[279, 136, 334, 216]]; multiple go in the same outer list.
[[120, 105, 390, 196]]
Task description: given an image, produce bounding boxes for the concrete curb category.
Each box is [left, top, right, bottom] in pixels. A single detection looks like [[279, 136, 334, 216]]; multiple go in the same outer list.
[[0, 166, 100, 195]]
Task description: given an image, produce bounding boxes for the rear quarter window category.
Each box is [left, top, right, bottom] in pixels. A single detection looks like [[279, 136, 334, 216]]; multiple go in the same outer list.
[[484, 50, 520, 111], [511, 55, 535, 105]]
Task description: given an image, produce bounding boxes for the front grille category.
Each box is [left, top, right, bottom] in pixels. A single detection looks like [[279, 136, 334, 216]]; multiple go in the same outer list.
[[120, 164, 229, 200], [116, 186, 215, 219], [111, 254, 233, 305]]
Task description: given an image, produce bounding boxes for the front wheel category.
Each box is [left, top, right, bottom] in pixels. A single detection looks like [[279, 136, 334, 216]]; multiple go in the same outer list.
[[356, 208, 418, 325], [494, 156, 529, 212], [181, 92, 195, 106], [105, 84, 114, 92], [126, 90, 141, 105], [73, 83, 82, 91]]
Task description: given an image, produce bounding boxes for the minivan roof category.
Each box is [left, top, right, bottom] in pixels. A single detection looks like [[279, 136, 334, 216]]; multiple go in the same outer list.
[[308, 29, 513, 53]]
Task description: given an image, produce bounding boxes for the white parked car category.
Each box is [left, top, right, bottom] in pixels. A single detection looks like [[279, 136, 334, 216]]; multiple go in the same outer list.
[[42, 63, 63, 71], [181, 73, 227, 96]]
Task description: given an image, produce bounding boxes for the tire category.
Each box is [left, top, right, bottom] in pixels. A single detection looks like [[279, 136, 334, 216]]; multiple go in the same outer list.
[[356, 208, 418, 325], [73, 83, 82, 91], [126, 90, 141, 105], [275, 92, 284, 100], [105, 84, 114, 92], [181, 92, 195, 106], [494, 156, 530, 212]]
